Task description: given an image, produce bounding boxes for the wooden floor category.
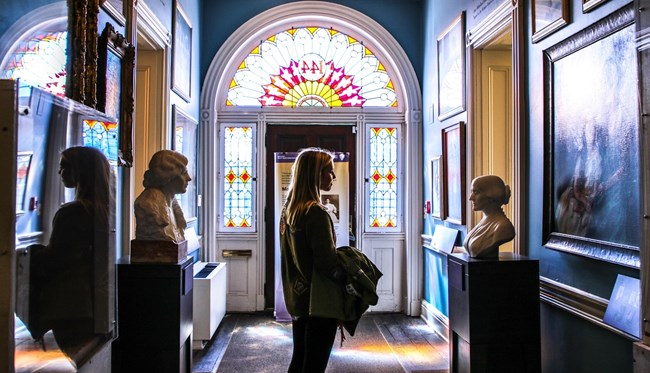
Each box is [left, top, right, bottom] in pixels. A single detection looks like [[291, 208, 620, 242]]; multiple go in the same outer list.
[[193, 312, 450, 373]]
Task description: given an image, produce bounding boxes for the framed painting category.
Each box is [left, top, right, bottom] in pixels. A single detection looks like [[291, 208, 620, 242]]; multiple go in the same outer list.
[[172, 105, 198, 222], [172, 0, 192, 102], [442, 122, 466, 225], [583, 0, 610, 13], [532, 0, 569, 43], [543, 4, 639, 268], [97, 22, 136, 167], [437, 12, 465, 120], [431, 156, 444, 220]]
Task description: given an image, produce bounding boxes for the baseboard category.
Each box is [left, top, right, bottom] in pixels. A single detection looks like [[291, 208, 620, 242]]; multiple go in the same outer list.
[[420, 300, 449, 342]]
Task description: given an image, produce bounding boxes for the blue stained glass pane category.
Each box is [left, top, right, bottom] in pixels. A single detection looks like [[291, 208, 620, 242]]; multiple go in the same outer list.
[[369, 127, 398, 228], [82, 120, 119, 166], [223, 126, 254, 228]]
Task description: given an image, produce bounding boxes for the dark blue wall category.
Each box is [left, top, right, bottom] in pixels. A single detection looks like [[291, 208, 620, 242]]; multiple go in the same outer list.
[[199, 0, 424, 86], [0, 0, 54, 37], [423, 0, 639, 372]]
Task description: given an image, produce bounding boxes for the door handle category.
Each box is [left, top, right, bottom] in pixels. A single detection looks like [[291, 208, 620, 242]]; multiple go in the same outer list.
[[222, 249, 252, 257]]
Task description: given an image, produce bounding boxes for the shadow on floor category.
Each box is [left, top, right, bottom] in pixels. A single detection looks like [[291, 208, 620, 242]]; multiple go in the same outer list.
[[193, 312, 449, 373]]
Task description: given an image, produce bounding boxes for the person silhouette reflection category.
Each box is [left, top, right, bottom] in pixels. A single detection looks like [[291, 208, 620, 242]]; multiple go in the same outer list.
[[27, 146, 112, 366]]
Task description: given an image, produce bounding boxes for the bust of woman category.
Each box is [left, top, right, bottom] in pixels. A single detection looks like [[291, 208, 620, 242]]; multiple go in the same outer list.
[[463, 175, 515, 258], [134, 150, 191, 243]]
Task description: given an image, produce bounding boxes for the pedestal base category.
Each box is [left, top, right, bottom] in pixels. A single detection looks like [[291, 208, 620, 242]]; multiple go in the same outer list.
[[131, 239, 187, 264], [448, 253, 540, 373]]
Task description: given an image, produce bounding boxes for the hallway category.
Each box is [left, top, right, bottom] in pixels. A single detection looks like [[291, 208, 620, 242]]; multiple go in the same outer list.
[[193, 313, 449, 373]]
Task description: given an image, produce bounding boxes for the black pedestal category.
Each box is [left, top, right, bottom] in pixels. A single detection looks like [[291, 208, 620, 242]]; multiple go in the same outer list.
[[448, 253, 540, 373], [112, 256, 194, 373]]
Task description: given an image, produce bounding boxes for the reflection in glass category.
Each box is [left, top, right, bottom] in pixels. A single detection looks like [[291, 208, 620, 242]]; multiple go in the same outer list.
[[26, 147, 113, 365], [11, 82, 118, 370]]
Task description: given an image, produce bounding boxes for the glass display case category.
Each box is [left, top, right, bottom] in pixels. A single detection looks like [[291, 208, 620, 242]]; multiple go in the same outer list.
[[1, 80, 120, 371]]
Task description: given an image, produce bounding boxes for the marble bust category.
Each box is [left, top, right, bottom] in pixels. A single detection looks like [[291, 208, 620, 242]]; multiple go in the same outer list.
[[463, 175, 516, 258], [134, 150, 191, 243]]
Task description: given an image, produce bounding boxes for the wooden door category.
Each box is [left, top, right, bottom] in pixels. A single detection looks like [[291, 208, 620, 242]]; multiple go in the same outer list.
[[479, 49, 513, 253], [265, 124, 355, 308]]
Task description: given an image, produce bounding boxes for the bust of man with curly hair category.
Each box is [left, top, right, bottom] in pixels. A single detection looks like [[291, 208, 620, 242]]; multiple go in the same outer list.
[[134, 150, 191, 243]]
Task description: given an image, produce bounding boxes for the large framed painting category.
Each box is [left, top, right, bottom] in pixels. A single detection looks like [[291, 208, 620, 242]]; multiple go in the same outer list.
[[437, 12, 465, 121], [431, 156, 444, 220], [543, 4, 639, 268], [172, 0, 192, 102], [532, 0, 569, 43], [442, 122, 466, 225]]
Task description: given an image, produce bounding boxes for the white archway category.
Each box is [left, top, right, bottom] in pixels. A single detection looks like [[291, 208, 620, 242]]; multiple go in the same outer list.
[[200, 1, 423, 315]]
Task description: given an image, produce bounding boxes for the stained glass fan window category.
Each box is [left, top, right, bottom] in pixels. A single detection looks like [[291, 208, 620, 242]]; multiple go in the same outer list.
[[369, 127, 398, 228], [227, 27, 397, 108], [2, 31, 67, 97]]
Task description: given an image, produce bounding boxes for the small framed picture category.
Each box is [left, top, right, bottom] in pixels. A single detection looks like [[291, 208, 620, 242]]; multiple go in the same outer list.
[[101, 0, 126, 26], [442, 122, 466, 225], [431, 156, 444, 220], [172, 105, 198, 220], [172, 0, 192, 102], [437, 12, 466, 120], [532, 0, 569, 43], [583, 0, 610, 13]]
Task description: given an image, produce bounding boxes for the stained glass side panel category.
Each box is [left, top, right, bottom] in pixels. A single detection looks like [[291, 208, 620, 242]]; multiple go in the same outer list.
[[2, 31, 67, 97], [226, 27, 397, 108], [82, 120, 119, 166], [223, 126, 254, 228], [368, 127, 398, 228]]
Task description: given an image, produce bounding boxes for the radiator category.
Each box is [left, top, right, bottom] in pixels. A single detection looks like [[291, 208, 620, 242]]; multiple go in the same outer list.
[[192, 261, 227, 349]]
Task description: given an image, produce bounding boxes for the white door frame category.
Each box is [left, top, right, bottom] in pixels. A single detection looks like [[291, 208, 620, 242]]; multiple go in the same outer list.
[[467, 0, 526, 253], [133, 0, 171, 246], [200, 1, 423, 315]]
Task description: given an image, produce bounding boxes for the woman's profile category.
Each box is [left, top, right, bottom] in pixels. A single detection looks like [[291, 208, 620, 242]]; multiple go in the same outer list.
[[27, 146, 113, 366], [463, 175, 516, 258]]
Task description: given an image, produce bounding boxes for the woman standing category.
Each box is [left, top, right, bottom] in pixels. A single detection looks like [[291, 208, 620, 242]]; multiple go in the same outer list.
[[279, 147, 341, 373]]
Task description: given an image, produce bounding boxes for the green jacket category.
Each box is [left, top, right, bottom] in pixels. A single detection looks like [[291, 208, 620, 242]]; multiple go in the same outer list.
[[306, 245, 382, 336], [280, 205, 382, 336], [280, 204, 340, 318], [333, 246, 383, 336]]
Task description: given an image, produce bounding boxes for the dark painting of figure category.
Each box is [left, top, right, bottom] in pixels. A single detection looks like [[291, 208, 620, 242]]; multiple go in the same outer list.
[[552, 24, 640, 247]]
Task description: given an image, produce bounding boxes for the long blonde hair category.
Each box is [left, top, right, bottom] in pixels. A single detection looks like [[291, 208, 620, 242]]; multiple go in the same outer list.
[[284, 147, 334, 226]]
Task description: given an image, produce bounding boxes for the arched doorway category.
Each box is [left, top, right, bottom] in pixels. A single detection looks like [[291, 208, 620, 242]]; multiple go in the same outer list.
[[200, 1, 423, 316]]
